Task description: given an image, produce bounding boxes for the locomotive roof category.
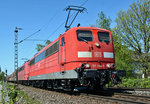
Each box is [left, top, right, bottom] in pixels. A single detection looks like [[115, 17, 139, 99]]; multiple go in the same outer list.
[[69, 27, 110, 32]]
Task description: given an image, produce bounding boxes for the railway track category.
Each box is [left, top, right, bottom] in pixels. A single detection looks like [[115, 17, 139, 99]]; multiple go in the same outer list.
[[108, 87, 150, 92], [107, 87, 150, 96], [80, 92, 150, 104], [33, 86, 150, 104], [9, 83, 150, 104], [113, 93, 150, 103]]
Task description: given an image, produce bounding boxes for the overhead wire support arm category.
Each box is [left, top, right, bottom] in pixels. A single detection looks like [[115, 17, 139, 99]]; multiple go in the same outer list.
[[18, 30, 40, 44], [66, 5, 86, 12], [65, 5, 87, 31], [69, 11, 80, 28]]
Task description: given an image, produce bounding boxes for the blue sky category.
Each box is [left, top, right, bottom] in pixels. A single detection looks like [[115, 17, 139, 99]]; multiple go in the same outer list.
[[0, 0, 136, 75]]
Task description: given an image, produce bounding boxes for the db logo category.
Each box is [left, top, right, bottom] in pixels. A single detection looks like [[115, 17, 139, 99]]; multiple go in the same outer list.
[[94, 52, 101, 57]]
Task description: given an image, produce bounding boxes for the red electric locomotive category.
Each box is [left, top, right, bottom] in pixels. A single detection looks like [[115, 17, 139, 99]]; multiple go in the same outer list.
[[9, 27, 123, 90], [8, 6, 126, 91]]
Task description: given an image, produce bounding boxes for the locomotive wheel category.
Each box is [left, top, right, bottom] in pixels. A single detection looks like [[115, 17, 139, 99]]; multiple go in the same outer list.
[[47, 80, 53, 90], [31, 81, 35, 87]]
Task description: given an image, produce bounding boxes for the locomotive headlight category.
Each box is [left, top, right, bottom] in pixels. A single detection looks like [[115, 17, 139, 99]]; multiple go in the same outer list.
[[95, 42, 100, 47], [106, 64, 111, 68], [85, 63, 90, 68]]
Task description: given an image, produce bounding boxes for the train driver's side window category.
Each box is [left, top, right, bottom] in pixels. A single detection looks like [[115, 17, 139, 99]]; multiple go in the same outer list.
[[62, 37, 65, 47]]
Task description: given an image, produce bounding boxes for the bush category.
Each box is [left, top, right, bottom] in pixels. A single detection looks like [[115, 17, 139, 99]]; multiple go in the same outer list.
[[120, 78, 150, 88], [1, 83, 40, 104]]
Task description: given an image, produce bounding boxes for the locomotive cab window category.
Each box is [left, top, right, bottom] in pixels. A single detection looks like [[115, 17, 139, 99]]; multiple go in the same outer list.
[[30, 58, 35, 66], [61, 37, 65, 47], [18, 66, 25, 72], [98, 32, 110, 43], [77, 30, 93, 42]]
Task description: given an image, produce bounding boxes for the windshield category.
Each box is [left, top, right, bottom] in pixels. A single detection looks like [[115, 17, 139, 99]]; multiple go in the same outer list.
[[77, 30, 93, 41], [98, 32, 110, 43]]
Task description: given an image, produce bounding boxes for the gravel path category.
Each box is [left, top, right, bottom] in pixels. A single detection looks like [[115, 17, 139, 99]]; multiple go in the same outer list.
[[18, 85, 102, 104]]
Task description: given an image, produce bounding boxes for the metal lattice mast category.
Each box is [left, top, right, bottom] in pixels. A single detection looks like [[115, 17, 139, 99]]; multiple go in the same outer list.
[[14, 27, 22, 71], [14, 28, 18, 71]]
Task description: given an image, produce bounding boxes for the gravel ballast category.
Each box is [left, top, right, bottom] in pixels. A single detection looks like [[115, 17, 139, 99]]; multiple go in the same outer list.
[[17, 85, 102, 104]]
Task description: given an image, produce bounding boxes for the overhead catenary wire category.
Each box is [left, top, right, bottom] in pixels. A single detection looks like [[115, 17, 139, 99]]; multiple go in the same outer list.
[[23, 0, 88, 60], [18, 30, 40, 44], [19, 0, 88, 45], [38, 0, 70, 33], [44, 0, 88, 41], [25, 39, 48, 41], [22, 0, 70, 58], [20, 0, 69, 44], [81, 0, 88, 6], [43, 21, 66, 43]]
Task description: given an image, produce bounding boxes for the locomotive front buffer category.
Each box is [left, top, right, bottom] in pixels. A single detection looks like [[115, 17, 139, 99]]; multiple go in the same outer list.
[[75, 68, 126, 88]]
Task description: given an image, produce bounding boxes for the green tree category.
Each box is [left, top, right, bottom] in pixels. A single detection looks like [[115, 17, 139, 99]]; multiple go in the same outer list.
[[36, 40, 51, 52], [115, 0, 150, 77], [96, 11, 112, 30], [0, 71, 5, 81], [96, 11, 136, 77], [112, 29, 137, 77]]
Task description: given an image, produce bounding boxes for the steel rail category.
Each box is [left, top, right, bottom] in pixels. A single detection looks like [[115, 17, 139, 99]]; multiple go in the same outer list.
[[80, 93, 149, 104]]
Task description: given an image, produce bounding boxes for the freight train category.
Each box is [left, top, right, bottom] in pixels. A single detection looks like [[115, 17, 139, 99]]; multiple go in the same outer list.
[[8, 27, 124, 90]]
